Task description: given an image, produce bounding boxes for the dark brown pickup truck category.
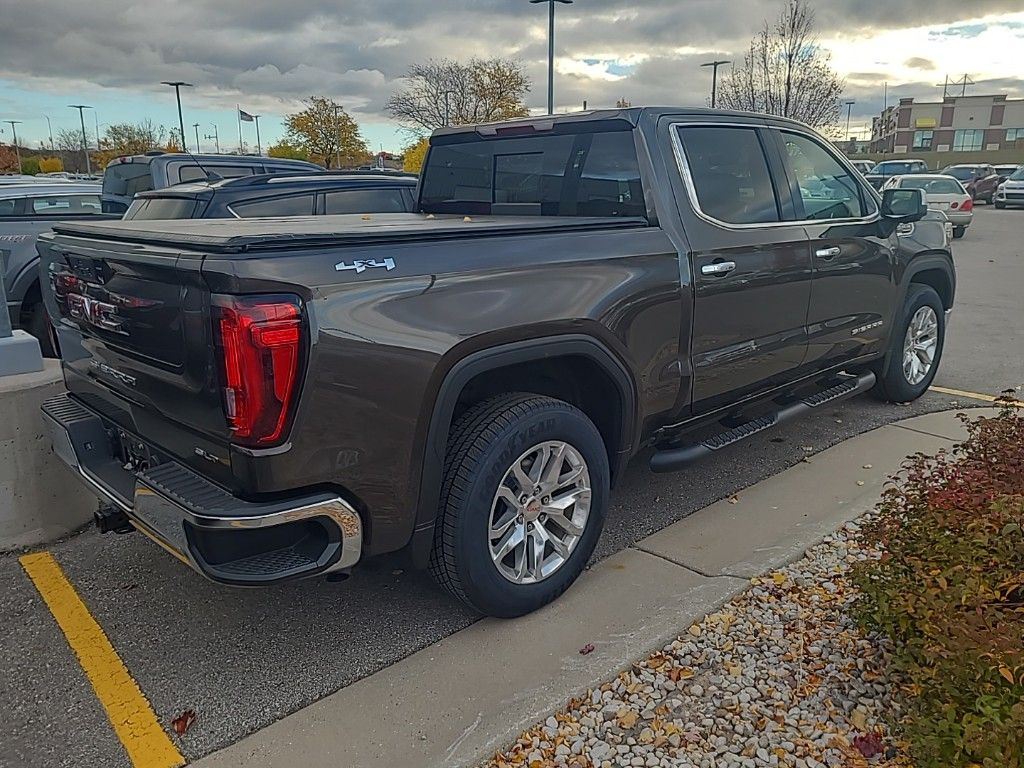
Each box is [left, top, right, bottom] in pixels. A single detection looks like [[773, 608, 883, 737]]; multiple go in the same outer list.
[[39, 107, 956, 617]]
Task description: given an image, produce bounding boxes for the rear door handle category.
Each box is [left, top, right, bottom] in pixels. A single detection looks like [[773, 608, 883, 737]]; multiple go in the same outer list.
[[701, 261, 736, 276], [815, 247, 841, 260]]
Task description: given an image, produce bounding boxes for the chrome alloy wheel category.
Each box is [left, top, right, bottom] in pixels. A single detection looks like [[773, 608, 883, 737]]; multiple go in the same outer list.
[[902, 306, 939, 386], [488, 440, 592, 585]]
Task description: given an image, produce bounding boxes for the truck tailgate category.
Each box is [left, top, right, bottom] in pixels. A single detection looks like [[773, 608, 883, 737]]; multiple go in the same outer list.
[[38, 231, 231, 469]]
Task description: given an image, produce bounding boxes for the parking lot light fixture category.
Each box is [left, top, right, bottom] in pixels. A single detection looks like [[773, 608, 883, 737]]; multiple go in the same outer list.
[[530, 0, 573, 115], [161, 81, 194, 152], [68, 105, 93, 175], [700, 60, 731, 109]]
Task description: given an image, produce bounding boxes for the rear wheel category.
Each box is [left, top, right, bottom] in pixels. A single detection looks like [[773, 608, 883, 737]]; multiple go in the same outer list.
[[952, 226, 966, 239], [871, 284, 945, 403], [429, 393, 609, 617]]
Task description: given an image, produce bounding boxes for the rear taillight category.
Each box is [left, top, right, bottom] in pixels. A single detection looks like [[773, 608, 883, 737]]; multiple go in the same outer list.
[[960, 198, 973, 212], [212, 295, 303, 446]]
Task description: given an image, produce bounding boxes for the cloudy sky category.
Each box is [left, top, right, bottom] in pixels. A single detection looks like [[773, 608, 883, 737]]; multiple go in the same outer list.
[[1, 0, 1022, 154]]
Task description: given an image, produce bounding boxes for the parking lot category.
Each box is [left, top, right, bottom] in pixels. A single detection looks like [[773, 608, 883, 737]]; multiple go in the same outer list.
[[3, 206, 1023, 768]]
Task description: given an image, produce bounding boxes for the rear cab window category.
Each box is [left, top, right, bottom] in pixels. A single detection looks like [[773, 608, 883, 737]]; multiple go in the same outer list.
[[419, 127, 647, 218], [102, 162, 154, 197], [176, 164, 257, 183], [28, 194, 103, 215]]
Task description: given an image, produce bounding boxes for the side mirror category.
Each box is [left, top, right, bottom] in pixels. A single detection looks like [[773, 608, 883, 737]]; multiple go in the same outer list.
[[881, 187, 927, 222]]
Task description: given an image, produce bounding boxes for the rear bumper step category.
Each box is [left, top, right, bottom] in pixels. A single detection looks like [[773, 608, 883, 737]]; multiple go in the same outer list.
[[650, 371, 876, 473], [41, 393, 363, 586]]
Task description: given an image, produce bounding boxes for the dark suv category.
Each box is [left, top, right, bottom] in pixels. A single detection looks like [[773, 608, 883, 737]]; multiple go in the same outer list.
[[940, 164, 1000, 204], [123, 172, 418, 221], [101, 153, 322, 213]]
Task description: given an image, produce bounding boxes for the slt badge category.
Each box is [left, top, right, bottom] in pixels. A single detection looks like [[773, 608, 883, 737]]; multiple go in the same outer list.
[[335, 258, 396, 274]]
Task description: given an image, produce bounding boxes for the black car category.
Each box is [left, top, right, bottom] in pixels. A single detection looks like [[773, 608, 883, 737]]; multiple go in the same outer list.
[[102, 153, 323, 213], [123, 171, 419, 221]]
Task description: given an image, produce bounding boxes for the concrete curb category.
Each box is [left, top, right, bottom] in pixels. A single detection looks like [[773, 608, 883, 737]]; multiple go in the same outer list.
[[190, 409, 994, 768], [0, 361, 97, 551]]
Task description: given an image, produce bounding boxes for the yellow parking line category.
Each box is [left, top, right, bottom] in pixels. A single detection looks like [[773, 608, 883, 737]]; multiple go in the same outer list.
[[19, 552, 184, 768], [929, 385, 1024, 406]]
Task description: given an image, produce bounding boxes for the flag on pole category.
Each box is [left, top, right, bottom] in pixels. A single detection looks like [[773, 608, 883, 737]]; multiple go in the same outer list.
[[238, 109, 255, 123]]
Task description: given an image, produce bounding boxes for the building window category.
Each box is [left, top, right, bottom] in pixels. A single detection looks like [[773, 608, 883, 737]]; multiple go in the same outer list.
[[1007, 128, 1024, 143], [952, 129, 984, 152], [912, 130, 933, 150]]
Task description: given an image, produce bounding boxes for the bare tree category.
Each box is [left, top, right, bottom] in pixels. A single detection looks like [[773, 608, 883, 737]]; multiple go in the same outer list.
[[54, 127, 91, 173], [386, 58, 531, 134], [717, 0, 843, 130]]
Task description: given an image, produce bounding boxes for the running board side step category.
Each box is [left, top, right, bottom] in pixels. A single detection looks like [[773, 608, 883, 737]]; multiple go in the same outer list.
[[649, 371, 876, 473]]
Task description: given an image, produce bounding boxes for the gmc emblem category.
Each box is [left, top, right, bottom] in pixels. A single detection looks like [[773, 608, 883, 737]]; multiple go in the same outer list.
[[67, 293, 126, 335]]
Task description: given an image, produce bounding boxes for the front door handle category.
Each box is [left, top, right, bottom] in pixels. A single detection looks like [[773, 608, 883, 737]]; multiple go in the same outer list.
[[701, 261, 736, 276], [815, 247, 841, 260]]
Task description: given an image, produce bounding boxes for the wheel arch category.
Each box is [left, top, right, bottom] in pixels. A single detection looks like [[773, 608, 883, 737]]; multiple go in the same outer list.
[[901, 252, 955, 310], [408, 334, 638, 564]]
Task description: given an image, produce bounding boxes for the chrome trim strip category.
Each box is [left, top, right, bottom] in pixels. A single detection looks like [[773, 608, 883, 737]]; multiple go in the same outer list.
[[44, 402, 362, 577], [667, 119, 882, 232]]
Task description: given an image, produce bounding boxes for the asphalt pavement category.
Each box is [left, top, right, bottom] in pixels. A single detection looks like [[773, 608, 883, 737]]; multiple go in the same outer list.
[[2, 206, 1022, 768]]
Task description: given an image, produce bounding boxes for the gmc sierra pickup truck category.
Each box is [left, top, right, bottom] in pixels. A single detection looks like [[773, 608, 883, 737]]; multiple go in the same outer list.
[[39, 107, 955, 617]]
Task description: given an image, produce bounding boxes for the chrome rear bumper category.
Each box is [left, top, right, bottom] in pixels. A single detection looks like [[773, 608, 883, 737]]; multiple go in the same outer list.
[[42, 393, 362, 585]]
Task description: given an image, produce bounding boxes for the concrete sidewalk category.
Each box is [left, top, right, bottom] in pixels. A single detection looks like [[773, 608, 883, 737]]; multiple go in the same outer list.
[[192, 409, 992, 768]]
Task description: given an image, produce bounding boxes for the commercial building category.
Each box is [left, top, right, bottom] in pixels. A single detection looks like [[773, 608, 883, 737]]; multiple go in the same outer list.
[[869, 94, 1024, 165]]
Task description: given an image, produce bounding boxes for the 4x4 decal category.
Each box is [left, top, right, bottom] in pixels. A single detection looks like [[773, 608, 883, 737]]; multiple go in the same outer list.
[[335, 258, 396, 274]]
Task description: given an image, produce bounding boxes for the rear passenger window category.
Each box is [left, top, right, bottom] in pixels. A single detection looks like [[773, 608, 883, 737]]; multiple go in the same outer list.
[[29, 195, 102, 215], [782, 133, 865, 220], [230, 194, 315, 218], [324, 188, 410, 214], [676, 126, 780, 224]]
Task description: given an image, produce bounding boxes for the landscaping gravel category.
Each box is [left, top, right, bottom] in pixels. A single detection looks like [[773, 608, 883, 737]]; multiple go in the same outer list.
[[484, 519, 911, 768]]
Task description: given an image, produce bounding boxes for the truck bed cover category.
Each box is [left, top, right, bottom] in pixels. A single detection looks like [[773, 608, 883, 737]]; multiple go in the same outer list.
[[50, 213, 648, 253]]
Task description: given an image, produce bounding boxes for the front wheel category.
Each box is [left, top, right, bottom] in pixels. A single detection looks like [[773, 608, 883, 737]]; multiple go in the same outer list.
[[952, 226, 966, 239], [429, 393, 609, 617], [871, 284, 945, 403], [995, 201, 1006, 210]]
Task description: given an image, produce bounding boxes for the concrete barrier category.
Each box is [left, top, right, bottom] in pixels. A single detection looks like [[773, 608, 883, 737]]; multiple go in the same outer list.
[[1, 361, 96, 551]]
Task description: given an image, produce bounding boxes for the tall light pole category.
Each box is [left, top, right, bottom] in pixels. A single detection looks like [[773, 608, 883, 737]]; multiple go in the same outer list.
[[44, 115, 55, 150], [93, 111, 101, 150], [193, 123, 201, 153], [69, 105, 93, 175], [700, 60, 731, 109], [205, 124, 220, 154], [844, 100, 855, 142], [530, 0, 572, 115], [161, 81, 193, 152], [3, 121, 22, 172], [333, 103, 343, 168]]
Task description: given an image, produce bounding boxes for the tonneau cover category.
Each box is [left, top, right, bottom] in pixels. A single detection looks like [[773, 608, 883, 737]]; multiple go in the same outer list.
[[50, 213, 648, 253]]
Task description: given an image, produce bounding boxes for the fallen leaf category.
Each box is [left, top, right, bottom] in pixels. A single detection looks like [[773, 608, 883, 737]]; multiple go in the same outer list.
[[617, 709, 639, 728], [360, 214, 372, 220], [801, 445, 814, 452], [687, 625, 702, 637], [849, 709, 868, 731], [852, 731, 884, 758], [669, 667, 694, 681], [856, 480, 866, 486], [772, 572, 786, 585], [727, 494, 739, 504], [463, 216, 473, 222], [171, 709, 196, 736], [862, 464, 873, 469], [998, 665, 1015, 684], [579, 643, 595, 655]]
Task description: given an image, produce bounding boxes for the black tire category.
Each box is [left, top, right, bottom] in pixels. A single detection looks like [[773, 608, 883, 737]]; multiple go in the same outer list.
[[429, 393, 609, 617], [25, 302, 57, 358], [871, 284, 945, 403], [952, 226, 966, 239], [995, 201, 1006, 210]]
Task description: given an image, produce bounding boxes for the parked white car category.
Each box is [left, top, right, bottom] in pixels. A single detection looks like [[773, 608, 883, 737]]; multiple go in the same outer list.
[[883, 174, 973, 238], [994, 166, 1024, 210]]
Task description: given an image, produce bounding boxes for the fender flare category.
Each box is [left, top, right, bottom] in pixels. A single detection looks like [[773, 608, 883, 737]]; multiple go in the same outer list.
[[409, 334, 638, 555], [880, 251, 956, 370]]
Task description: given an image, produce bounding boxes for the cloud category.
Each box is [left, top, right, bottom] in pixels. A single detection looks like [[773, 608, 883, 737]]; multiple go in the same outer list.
[[1, 0, 1022, 144]]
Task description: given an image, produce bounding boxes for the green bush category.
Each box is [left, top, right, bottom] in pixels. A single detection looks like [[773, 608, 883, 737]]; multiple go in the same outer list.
[[854, 403, 1024, 768]]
